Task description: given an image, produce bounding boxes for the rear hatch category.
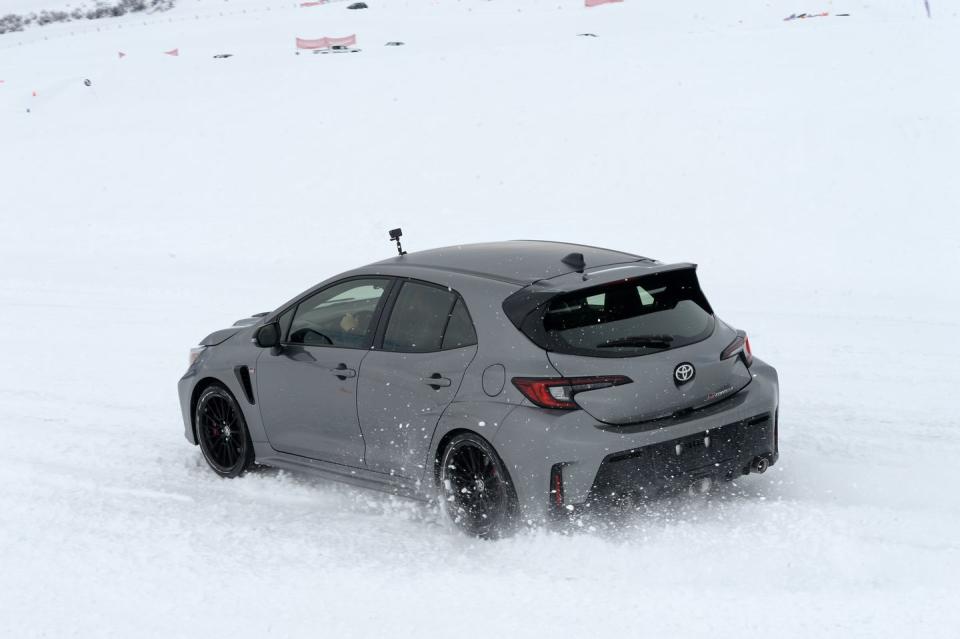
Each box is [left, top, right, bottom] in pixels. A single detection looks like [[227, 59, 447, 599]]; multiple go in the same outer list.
[[508, 266, 751, 425]]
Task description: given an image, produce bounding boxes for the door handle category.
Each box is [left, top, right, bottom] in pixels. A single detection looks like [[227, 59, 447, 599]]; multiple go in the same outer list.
[[331, 363, 357, 380], [422, 373, 452, 389]]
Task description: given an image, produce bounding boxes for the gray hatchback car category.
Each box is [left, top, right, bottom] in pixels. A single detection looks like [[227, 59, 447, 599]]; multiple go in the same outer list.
[[178, 239, 779, 537]]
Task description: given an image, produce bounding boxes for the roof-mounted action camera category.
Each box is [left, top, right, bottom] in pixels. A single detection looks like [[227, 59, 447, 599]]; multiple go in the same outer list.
[[389, 228, 407, 256]]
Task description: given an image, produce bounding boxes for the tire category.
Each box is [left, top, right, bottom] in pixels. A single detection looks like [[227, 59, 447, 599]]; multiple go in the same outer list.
[[195, 384, 255, 478], [439, 432, 519, 539]]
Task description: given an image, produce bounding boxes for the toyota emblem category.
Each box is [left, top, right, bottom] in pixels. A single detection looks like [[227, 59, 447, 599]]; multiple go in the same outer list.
[[674, 363, 695, 385]]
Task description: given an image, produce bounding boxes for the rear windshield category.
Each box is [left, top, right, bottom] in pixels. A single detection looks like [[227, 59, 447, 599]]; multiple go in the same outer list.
[[539, 269, 714, 357]]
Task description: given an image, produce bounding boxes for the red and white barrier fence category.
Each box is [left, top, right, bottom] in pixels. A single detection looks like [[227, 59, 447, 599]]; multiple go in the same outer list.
[[296, 34, 356, 50]]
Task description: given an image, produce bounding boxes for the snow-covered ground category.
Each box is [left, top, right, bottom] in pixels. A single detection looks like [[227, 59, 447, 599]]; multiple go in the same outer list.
[[1, 1, 959, 637]]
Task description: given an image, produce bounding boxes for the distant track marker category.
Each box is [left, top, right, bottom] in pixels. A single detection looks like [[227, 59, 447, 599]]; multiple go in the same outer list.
[[296, 35, 357, 50]]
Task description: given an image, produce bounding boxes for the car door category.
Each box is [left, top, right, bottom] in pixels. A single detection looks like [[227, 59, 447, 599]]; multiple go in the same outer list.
[[357, 281, 478, 478], [256, 278, 392, 466]]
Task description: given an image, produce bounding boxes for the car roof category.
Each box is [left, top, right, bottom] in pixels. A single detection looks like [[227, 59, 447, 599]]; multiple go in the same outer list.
[[372, 240, 653, 285]]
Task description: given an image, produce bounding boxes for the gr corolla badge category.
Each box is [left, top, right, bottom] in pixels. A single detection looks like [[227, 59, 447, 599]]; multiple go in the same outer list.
[[179, 239, 779, 538]]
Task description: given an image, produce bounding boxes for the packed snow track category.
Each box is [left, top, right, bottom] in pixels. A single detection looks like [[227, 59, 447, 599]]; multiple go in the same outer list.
[[1, 1, 958, 637]]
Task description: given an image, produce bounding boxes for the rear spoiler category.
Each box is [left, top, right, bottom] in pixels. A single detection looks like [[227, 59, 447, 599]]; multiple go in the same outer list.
[[502, 262, 700, 331]]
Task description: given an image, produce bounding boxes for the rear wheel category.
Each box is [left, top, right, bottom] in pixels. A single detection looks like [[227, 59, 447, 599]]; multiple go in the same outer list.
[[439, 433, 518, 539], [195, 385, 254, 478]]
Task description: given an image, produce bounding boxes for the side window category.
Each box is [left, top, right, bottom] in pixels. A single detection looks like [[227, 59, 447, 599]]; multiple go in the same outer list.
[[288, 278, 389, 348], [382, 282, 477, 353], [383, 282, 455, 353], [441, 299, 477, 350]]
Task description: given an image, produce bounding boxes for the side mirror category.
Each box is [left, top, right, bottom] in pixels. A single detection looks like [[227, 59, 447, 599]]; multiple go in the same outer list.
[[254, 323, 281, 348]]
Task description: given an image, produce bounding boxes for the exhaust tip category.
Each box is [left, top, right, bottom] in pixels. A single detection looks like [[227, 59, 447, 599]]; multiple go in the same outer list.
[[751, 456, 769, 474]]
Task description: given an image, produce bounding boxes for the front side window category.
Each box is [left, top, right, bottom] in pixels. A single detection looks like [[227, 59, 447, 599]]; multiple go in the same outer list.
[[288, 278, 389, 348], [383, 282, 476, 353]]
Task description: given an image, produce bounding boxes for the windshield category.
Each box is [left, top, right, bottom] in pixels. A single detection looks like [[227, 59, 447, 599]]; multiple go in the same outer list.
[[540, 269, 714, 357]]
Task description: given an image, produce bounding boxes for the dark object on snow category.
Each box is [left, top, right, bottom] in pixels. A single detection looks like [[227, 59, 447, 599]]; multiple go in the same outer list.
[[577, 33, 598, 37], [784, 12, 829, 21], [83, 78, 92, 86], [314, 45, 362, 54], [385, 41, 405, 46], [213, 53, 234, 59], [836, 13, 851, 16], [347, 2, 367, 8]]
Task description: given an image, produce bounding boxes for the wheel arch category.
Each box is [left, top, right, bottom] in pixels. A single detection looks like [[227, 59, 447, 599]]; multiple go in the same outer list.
[[189, 376, 231, 443], [433, 428, 520, 498], [432, 428, 477, 485], [428, 401, 518, 488]]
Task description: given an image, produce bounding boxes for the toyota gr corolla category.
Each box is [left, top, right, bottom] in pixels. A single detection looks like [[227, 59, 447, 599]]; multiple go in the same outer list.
[[178, 239, 779, 537]]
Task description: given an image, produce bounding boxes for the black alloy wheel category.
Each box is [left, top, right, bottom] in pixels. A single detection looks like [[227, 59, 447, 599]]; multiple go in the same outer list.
[[195, 385, 254, 478], [440, 433, 518, 539]]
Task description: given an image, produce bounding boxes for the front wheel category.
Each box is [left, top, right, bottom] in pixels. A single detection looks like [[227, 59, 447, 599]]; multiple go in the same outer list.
[[439, 433, 518, 539], [195, 385, 255, 478]]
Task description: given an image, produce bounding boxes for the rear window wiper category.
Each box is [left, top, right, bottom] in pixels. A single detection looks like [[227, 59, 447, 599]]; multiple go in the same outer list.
[[597, 335, 675, 349]]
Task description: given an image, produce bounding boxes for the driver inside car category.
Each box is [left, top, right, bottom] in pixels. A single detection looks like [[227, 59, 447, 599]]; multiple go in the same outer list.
[[339, 312, 361, 333]]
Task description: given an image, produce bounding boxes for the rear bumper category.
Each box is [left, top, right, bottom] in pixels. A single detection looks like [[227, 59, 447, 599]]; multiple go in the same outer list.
[[579, 410, 778, 509], [493, 358, 779, 521]]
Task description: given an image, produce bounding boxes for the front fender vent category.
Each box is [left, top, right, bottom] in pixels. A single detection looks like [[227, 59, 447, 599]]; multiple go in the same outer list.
[[234, 365, 255, 405]]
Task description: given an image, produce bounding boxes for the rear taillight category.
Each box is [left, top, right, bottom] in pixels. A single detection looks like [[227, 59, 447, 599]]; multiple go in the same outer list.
[[721, 331, 753, 367], [511, 375, 632, 409]]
